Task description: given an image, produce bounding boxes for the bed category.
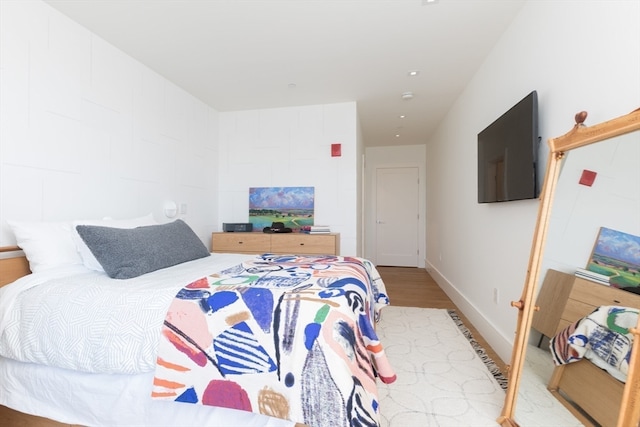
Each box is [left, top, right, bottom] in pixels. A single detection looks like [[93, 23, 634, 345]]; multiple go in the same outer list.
[[0, 218, 394, 427], [546, 279, 640, 427]]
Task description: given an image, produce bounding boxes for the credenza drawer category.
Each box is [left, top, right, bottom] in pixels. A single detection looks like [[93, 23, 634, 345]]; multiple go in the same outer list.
[[211, 233, 271, 253], [569, 277, 640, 308], [534, 269, 640, 337], [270, 233, 339, 255]]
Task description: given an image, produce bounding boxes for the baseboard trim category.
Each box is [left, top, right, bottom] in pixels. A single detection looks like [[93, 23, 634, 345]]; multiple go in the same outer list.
[[425, 262, 514, 364]]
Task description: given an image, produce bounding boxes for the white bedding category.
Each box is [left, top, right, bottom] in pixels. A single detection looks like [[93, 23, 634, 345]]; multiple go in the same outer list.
[[0, 253, 256, 374], [0, 355, 294, 427]]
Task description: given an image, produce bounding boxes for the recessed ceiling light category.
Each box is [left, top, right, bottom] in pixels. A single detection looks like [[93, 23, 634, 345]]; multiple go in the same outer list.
[[399, 115, 406, 119], [395, 134, 400, 138], [408, 70, 420, 77], [288, 83, 296, 89], [422, 0, 438, 5], [401, 92, 414, 100]]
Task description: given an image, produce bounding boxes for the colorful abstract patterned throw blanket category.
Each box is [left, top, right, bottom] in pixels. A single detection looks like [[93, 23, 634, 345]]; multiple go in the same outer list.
[[550, 305, 638, 380], [152, 254, 395, 427]]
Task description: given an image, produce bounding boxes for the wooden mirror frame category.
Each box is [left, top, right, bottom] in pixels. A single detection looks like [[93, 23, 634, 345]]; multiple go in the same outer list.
[[497, 108, 640, 427]]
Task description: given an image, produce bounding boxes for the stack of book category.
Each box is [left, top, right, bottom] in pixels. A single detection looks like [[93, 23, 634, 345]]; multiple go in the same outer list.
[[575, 267, 610, 285], [302, 225, 331, 234]]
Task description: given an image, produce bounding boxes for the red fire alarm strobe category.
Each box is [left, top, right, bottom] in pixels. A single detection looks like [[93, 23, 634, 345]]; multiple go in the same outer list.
[[331, 143, 342, 157], [579, 169, 597, 187]]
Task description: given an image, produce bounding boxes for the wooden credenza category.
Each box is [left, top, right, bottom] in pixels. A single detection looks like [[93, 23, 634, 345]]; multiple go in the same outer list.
[[211, 232, 340, 256], [532, 268, 640, 338]]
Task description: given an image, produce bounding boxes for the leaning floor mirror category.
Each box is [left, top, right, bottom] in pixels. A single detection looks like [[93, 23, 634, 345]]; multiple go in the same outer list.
[[498, 108, 640, 427]]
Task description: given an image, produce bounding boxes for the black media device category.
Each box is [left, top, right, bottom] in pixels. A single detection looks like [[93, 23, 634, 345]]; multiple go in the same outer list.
[[223, 223, 253, 232], [477, 90, 540, 203]]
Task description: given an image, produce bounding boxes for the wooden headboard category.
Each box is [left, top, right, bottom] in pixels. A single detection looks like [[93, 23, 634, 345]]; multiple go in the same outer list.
[[0, 246, 31, 287]]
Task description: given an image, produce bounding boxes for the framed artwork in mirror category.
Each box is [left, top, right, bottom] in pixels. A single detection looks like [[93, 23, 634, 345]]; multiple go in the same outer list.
[[588, 226, 640, 290]]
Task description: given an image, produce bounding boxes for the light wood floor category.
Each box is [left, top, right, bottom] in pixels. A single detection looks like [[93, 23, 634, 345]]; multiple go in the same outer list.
[[378, 266, 509, 375]]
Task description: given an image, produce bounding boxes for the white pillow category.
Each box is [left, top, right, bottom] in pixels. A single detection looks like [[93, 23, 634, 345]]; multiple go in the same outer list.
[[8, 220, 83, 273], [72, 214, 157, 272]]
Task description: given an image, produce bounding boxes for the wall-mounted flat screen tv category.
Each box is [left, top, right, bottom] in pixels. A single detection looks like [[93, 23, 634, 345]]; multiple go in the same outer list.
[[477, 90, 539, 203]]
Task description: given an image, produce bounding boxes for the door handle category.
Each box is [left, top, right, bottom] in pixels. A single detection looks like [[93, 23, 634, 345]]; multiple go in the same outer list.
[[376, 220, 385, 224]]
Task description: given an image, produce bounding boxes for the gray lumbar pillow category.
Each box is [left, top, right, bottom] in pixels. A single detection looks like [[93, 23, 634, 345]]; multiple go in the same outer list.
[[76, 219, 210, 279]]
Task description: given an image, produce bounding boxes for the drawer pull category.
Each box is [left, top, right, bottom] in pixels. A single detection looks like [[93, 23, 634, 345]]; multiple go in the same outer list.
[[238, 241, 244, 244], [613, 299, 620, 304], [299, 243, 305, 246]]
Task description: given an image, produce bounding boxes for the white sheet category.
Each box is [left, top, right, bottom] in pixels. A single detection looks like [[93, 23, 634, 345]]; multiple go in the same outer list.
[[0, 253, 256, 374], [0, 355, 294, 427]]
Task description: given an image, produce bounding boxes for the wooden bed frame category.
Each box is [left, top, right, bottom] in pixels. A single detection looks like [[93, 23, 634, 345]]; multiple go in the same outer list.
[[0, 246, 30, 286], [546, 276, 640, 427], [0, 245, 307, 427]]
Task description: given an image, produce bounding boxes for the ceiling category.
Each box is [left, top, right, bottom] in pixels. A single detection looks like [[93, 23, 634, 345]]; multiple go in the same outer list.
[[43, 0, 526, 148]]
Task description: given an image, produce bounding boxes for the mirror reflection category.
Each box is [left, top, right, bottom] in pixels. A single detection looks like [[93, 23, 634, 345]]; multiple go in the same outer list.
[[516, 127, 640, 426]]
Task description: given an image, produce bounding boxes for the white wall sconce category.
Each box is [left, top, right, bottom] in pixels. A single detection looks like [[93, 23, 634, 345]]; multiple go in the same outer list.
[[163, 201, 178, 218]]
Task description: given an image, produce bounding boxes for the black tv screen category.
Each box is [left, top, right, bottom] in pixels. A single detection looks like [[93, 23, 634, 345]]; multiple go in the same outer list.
[[477, 90, 539, 203]]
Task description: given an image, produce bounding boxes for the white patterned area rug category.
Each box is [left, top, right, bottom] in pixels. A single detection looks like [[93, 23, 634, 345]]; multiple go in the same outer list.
[[376, 306, 507, 427]]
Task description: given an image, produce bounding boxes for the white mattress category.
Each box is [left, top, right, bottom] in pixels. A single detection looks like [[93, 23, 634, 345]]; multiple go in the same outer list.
[[0, 253, 295, 426], [0, 355, 294, 427], [0, 253, 256, 374]]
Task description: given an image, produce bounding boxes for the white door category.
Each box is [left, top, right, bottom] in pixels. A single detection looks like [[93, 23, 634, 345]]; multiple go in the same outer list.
[[375, 167, 419, 266]]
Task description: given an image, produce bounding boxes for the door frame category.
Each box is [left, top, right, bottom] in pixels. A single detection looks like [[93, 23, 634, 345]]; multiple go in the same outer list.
[[363, 146, 426, 268], [374, 166, 420, 267]]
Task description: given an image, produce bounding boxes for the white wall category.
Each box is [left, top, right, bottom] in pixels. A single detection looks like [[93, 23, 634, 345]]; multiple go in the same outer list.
[[0, 1, 362, 255], [426, 0, 640, 362], [0, 0, 220, 246], [217, 102, 360, 255], [364, 144, 426, 267], [4, 0, 638, 365]]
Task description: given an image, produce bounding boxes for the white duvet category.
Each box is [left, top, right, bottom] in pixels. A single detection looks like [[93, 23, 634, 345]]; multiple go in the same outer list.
[[0, 253, 255, 374]]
